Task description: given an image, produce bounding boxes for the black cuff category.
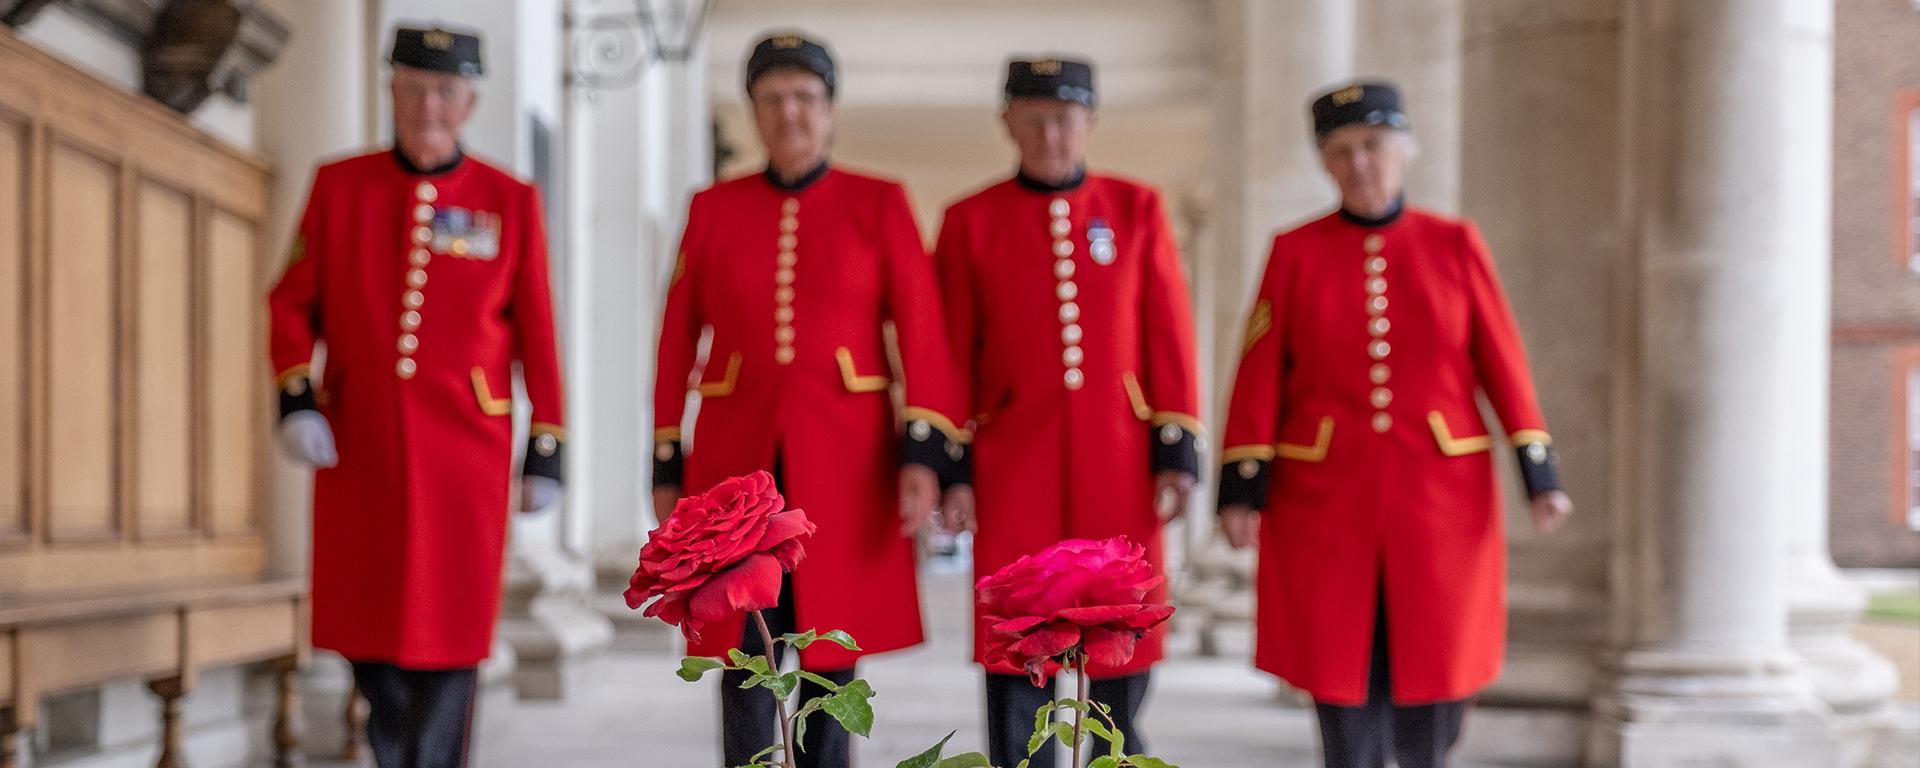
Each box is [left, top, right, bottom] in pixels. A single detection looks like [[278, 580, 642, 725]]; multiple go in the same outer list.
[[1216, 458, 1271, 512], [902, 418, 968, 488], [523, 432, 564, 482], [653, 439, 685, 488], [1516, 443, 1562, 498], [277, 376, 318, 420], [1150, 424, 1200, 478]]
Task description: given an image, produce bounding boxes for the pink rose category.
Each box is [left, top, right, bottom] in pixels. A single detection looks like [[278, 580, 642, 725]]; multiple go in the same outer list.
[[976, 537, 1175, 685], [624, 471, 814, 640]]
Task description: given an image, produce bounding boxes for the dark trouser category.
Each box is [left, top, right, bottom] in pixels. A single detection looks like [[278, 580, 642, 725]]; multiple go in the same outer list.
[[349, 663, 478, 768], [985, 671, 1151, 768], [720, 573, 856, 768], [1312, 599, 1468, 768]]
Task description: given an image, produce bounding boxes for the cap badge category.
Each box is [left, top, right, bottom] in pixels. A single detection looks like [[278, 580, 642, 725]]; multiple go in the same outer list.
[[424, 29, 454, 51], [772, 35, 803, 49], [1331, 85, 1365, 106], [1031, 59, 1062, 76]]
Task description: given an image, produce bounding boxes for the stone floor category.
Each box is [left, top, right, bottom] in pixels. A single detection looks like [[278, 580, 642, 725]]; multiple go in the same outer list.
[[308, 570, 1574, 768]]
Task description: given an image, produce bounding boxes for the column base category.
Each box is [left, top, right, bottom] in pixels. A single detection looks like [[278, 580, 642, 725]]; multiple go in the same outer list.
[[1587, 649, 1838, 767], [500, 546, 614, 701], [1789, 561, 1899, 714]]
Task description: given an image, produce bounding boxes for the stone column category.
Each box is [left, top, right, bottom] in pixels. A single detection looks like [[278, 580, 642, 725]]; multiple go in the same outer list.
[[1355, 0, 1461, 213], [1591, 0, 1839, 763], [1188, 0, 1352, 658], [1457, 0, 1621, 712], [252, 0, 373, 755]]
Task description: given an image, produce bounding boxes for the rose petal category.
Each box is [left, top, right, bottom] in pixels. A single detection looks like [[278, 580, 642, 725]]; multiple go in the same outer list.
[[1081, 626, 1139, 667], [1009, 621, 1081, 660], [688, 554, 783, 624]]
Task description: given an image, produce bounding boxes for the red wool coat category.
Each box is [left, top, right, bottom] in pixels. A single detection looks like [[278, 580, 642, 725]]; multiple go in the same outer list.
[[935, 174, 1200, 679], [653, 167, 966, 671], [268, 150, 564, 669], [1220, 208, 1550, 705]]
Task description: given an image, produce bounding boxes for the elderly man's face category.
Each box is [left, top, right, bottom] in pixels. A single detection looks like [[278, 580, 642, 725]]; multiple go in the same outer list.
[[391, 65, 476, 166], [1319, 124, 1410, 219], [750, 69, 835, 174], [1003, 98, 1094, 184]]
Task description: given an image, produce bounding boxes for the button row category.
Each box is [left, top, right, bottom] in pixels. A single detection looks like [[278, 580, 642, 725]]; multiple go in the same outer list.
[[1364, 233, 1390, 431], [775, 197, 800, 365], [398, 182, 438, 379], [1052, 197, 1082, 390]]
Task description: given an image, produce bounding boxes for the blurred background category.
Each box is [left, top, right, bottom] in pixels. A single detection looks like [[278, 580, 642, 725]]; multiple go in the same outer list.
[[0, 0, 1915, 765]]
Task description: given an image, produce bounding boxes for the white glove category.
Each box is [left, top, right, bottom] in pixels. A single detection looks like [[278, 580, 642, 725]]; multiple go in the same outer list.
[[520, 475, 563, 513], [277, 410, 338, 468]]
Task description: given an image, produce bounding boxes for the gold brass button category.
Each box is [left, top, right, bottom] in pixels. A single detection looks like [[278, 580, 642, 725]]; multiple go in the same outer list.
[[1055, 259, 1076, 279], [1063, 368, 1085, 390], [1364, 233, 1385, 253], [1372, 412, 1392, 432], [1059, 302, 1081, 323], [1370, 364, 1391, 385], [1049, 199, 1070, 217], [416, 182, 437, 202], [397, 358, 417, 378], [1061, 323, 1083, 345]]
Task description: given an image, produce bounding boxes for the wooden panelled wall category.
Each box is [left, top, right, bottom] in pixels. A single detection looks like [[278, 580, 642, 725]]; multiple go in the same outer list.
[[0, 30, 271, 592]]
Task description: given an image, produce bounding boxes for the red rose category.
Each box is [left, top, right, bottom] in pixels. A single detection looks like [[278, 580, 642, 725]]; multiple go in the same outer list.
[[624, 471, 814, 640], [975, 537, 1175, 685]]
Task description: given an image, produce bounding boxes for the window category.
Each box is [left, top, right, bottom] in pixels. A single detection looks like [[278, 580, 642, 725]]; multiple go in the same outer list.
[[1909, 100, 1919, 274], [1909, 359, 1920, 530]]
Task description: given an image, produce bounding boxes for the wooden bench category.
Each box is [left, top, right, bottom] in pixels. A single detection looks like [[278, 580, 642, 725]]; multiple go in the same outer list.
[[0, 579, 306, 768]]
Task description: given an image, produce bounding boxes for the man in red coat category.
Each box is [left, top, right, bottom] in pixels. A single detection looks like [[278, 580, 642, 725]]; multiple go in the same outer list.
[[267, 26, 564, 768], [933, 58, 1200, 768], [648, 33, 967, 768], [1216, 82, 1575, 768]]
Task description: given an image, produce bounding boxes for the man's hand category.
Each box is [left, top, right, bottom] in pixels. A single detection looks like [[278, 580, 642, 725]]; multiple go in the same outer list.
[[1220, 505, 1261, 549], [652, 485, 682, 525], [940, 484, 977, 534], [899, 465, 940, 537], [277, 411, 339, 468], [1530, 490, 1574, 535], [1155, 471, 1195, 523], [519, 476, 562, 513]]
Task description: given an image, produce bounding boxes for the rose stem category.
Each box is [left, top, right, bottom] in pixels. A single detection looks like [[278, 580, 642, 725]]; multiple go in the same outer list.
[[753, 610, 798, 768], [1072, 649, 1089, 768]]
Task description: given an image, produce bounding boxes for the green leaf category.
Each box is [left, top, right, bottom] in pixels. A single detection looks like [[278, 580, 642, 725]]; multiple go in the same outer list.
[[782, 630, 819, 650], [739, 656, 773, 676], [932, 754, 992, 768], [1088, 758, 1121, 768], [726, 648, 754, 666], [820, 678, 876, 737], [794, 670, 846, 693], [893, 731, 955, 768], [768, 671, 800, 699], [817, 629, 862, 651], [677, 656, 726, 682], [1122, 758, 1178, 768], [738, 671, 776, 690], [792, 697, 828, 746]]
